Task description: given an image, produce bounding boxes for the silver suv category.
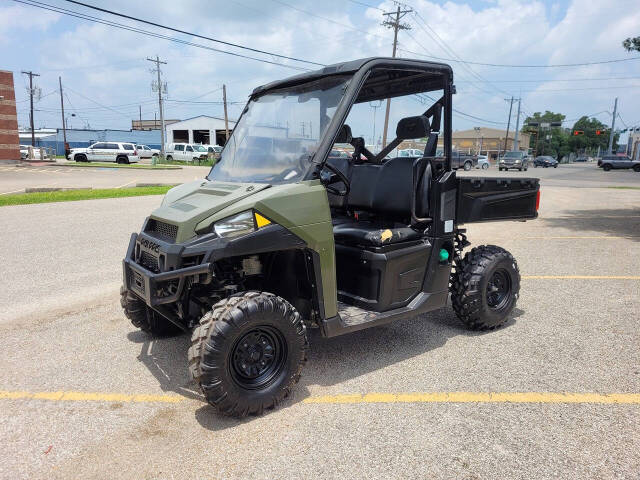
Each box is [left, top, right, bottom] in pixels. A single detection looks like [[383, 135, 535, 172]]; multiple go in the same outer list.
[[499, 151, 529, 171]]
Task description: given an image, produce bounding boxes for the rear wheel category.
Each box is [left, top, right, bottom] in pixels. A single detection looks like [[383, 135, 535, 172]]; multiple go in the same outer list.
[[189, 291, 307, 417], [116, 156, 129, 164], [482, 163, 489, 170], [633, 165, 640, 172], [450, 245, 520, 330], [120, 286, 182, 336]]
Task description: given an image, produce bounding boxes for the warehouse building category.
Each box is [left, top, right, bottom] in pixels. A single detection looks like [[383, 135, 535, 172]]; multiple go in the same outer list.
[[0, 70, 19, 162], [450, 128, 531, 160], [165, 115, 235, 146]]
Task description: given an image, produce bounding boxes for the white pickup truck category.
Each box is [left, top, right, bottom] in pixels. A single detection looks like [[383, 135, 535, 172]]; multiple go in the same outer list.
[[70, 142, 139, 164]]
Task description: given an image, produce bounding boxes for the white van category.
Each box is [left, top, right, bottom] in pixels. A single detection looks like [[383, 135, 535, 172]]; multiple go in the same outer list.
[[165, 143, 209, 162]]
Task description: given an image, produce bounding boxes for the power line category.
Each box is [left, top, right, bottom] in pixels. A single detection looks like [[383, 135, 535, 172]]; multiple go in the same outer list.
[[345, 0, 384, 11], [62, 0, 323, 67], [11, 0, 314, 71], [399, 47, 640, 68]]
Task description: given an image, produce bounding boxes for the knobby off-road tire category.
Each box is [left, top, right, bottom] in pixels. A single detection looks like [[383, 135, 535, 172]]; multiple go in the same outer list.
[[450, 245, 520, 330], [189, 291, 308, 417], [120, 285, 182, 336]]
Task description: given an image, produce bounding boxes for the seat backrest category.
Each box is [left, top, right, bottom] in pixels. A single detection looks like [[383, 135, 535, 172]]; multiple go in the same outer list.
[[348, 156, 423, 218]]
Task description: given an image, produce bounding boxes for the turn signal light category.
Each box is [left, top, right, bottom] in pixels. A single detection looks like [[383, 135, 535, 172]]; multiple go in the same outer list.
[[536, 190, 541, 211]]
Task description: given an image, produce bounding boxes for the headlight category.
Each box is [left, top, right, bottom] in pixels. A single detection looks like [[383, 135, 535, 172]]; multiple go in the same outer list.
[[214, 211, 255, 239], [515, 159, 521, 163]]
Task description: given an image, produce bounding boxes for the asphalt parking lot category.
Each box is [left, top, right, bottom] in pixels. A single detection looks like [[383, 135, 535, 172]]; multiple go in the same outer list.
[[0, 164, 638, 479]]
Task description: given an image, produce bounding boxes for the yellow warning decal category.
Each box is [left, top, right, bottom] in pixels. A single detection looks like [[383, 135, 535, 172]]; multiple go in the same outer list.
[[254, 212, 272, 228], [380, 229, 393, 242]]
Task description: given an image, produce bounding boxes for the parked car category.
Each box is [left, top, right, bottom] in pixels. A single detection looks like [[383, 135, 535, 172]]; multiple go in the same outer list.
[[136, 144, 159, 159], [397, 148, 424, 157], [476, 154, 490, 169], [534, 156, 558, 168], [598, 155, 640, 172], [203, 144, 223, 160], [499, 151, 529, 171], [19, 145, 30, 159], [165, 143, 209, 162], [70, 142, 139, 164], [574, 156, 588, 162]]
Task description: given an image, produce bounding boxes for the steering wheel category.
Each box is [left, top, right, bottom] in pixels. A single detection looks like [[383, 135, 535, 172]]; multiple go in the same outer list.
[[320, 162, 350, 196]]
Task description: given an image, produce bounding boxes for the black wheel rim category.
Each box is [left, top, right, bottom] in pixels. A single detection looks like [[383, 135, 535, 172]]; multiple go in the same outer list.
[[230, 326, 287, 390], [486, 268, 512, 310]]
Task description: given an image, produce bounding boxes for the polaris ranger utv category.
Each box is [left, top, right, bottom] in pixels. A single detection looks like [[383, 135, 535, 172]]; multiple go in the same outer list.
[[121, 58, 540, 417]]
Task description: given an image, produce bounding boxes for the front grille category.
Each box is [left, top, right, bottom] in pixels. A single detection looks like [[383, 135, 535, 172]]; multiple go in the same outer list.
[[129, 270, 145, 294], [146, 219, 178, 242], [139, 250, 159, 272]]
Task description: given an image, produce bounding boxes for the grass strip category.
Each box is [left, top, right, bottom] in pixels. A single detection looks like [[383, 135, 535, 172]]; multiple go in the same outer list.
[[58, 162, 181, 170], [0, 186, 172, 207], [606, 186, 640, 190]]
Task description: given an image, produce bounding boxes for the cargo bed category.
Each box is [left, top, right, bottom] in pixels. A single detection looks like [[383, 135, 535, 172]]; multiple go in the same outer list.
[[456, 176, 539, 224]]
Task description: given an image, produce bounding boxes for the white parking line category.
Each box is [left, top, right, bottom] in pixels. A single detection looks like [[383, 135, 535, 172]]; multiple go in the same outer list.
[[116, 180, 137, 188], [0, 189, 25, 195]]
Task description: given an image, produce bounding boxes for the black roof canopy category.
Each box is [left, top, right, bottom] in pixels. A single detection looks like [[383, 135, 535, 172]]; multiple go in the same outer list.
[[251, 57, 453, 102]]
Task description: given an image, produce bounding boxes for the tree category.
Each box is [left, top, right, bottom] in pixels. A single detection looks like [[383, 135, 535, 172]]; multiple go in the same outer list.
[[567, 116, 618, 155], [522, 111, 568, 158], [623, 36, 640, 52]]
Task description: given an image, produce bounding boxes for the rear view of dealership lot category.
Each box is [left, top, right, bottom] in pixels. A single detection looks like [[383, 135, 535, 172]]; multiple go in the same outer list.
[[0, 163, 638, 479]]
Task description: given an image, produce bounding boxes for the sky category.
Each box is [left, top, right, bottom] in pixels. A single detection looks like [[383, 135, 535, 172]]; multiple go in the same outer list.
[[1, 0, 639, 145]]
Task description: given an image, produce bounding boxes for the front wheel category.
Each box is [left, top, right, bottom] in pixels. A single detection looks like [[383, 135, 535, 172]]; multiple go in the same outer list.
[[189, 292, 307, 417], [166, 155, 173, 162], [463, 161, 472, 171], [603, 164, 612, 171], [120, 286, 183, 336], [633, 165, 640, 172], [450, 245, 520, 330], [482, 163, 489, 170]]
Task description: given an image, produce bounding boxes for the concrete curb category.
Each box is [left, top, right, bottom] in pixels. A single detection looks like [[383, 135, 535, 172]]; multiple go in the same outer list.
[[135, 183, 179, 187], [25, 187, 92, 193], [53, 163, 182, 170]]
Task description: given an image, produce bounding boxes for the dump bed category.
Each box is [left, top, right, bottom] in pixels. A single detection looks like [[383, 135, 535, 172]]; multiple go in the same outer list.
[[456, 177, 539, 224]]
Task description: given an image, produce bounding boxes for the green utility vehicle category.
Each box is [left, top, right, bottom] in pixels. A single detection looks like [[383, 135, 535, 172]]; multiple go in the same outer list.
[[121, 58, 540, 417]]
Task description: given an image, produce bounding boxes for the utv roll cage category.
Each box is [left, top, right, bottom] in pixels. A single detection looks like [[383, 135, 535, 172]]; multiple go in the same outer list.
[[250, 57, 455, 172]]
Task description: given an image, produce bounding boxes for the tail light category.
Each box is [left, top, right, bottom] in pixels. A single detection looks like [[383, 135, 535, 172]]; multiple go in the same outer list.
[[134, 150, 138, 156], [536, 190, 541, 211]]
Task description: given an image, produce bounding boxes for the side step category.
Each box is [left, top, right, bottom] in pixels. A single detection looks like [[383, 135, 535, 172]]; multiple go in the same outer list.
[[321, 291, 448, 337]]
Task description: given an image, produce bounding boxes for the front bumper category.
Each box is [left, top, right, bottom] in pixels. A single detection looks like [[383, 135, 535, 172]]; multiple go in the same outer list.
[[122, 233, 212, 307]]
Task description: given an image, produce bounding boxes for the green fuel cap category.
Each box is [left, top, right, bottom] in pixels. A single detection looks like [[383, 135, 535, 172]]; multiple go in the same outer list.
[[439, 248, 449, 262]]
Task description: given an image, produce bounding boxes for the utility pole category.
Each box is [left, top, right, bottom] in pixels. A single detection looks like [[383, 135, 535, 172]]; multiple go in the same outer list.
[[381, 6, 412, 147], [22, 70, 40, 147], [139, 105, 142, 124], [58, 76, 67, 150], [222, 84, 230, 143], [513, 98, 522, 150], [607, 97, 618, 155], [369, 100, 382, 149], [502, 97, 515, 155], [147, 56, 167, 164]]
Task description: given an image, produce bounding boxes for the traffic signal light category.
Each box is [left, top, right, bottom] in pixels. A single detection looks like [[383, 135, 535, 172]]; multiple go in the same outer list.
[[573, 130, 584, 136], [596, 130, 604, 135]]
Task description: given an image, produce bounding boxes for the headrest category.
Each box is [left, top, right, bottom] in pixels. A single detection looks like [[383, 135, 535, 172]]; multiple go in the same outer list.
[[396, 115, 430, 140], [335, 124, 353, 144]]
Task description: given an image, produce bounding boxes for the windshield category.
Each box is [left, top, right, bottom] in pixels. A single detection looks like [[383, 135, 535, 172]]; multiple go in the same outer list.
[[207, 76, 348, 184], [504, 151, 522, 158], [193, 145, 207, 152]]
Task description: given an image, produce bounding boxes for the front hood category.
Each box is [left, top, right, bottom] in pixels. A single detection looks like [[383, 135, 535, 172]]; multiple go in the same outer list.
[[148, 179, 270, 242]]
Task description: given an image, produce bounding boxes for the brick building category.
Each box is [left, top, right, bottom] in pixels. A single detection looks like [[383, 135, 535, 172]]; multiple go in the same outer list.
[[0, 70, 19, 162]]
